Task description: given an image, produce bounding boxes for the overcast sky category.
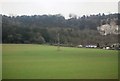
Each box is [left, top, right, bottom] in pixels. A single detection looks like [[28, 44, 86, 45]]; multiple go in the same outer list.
[[0, 0, 119, 18]]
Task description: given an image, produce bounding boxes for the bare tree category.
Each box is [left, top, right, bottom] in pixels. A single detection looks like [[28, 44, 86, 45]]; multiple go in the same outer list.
[[57, 32, 60, 51]]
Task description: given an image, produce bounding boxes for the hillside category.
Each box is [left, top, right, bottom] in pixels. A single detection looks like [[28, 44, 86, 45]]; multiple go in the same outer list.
[[2, 13, 119, 46]]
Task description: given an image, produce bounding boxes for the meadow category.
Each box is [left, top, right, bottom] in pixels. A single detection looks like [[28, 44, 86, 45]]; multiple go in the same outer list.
[[0, 44, 2, 80], [2, 44, 118, 79]]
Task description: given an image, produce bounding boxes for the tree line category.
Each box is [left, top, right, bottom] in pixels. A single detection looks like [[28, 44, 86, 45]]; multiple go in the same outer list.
[[2, 13, 119, 47]]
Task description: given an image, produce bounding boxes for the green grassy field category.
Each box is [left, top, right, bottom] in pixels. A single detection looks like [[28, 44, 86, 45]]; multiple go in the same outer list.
[[0, 44, 2, 80], [2, 44, 118, 79]]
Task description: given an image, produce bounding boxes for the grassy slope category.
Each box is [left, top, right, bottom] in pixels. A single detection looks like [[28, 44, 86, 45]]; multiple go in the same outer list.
[[2, 44, 118, 79]]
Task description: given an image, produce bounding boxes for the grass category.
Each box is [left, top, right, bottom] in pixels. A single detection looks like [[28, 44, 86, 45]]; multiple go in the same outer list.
[[0, 44, 2, 80], [2, 44, 118, 79]]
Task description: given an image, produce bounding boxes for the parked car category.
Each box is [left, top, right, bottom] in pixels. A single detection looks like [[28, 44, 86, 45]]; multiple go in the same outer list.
[[77, 45, 83, 48], [85, 45, 97, 48]]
